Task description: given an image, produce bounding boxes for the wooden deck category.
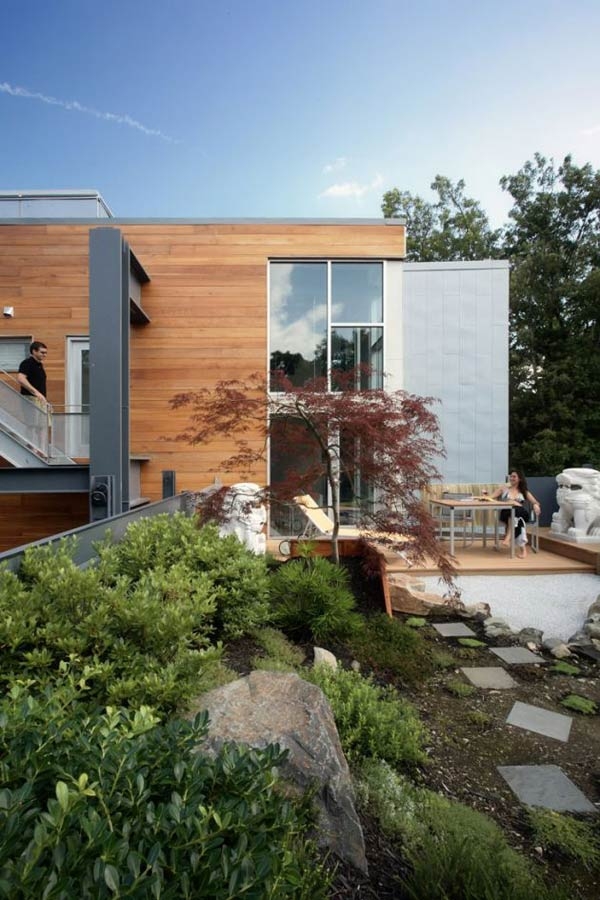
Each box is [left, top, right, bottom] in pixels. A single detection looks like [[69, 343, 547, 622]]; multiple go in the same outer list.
[[268, 528, 600, 577]]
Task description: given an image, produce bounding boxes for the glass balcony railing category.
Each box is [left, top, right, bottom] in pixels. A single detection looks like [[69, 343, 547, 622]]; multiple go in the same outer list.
[[0, 372, 89, 462]]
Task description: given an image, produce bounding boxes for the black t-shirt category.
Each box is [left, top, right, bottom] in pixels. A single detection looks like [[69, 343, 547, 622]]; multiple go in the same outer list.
[[18, 356, 46, 397]]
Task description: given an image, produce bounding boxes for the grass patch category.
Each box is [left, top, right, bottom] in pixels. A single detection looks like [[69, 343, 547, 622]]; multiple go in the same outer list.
[[560, 694, 598, 715], [446, 678, 476, 698], [251, 627, 305, 671], [550, 660, 581, 676], [347, 613, 433, 683], [467, 710, 493, 730], [457, 637, 486, 648], [527, 808, 600, 870], [432, 650, 456, 669], [404, 616, 427, 628]]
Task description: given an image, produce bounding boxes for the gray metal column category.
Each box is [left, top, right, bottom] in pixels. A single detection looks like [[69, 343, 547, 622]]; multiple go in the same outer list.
[[89, 228, 129, 515]]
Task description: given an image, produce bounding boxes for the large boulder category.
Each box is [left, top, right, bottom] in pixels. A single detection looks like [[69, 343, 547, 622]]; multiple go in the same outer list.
[[189, 671, 366, 872], [388, 573, 460, 616]]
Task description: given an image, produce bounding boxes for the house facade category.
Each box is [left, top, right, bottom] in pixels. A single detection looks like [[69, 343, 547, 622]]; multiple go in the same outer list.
[[0, 194, 509, 551]]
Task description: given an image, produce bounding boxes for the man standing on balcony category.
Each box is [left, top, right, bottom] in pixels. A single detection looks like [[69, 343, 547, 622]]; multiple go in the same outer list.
[[17, 341, 48, 407]]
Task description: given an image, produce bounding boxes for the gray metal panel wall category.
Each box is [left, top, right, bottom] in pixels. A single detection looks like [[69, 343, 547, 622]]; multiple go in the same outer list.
[[402, 261, 509, 484], [89, 228, 128, 514]]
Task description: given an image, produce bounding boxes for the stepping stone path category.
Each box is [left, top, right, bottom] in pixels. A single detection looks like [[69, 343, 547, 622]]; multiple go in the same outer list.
[[506, 700, 572, 742], [461, 666, 518, 689], [432, 622, 476, 637], [429, 620, 598, 814], [498, 765, 596, 813], [490, 646, 547, 665]]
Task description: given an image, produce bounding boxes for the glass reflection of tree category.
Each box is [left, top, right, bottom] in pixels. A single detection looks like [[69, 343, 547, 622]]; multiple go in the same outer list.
[[270, 339, 327, 387]]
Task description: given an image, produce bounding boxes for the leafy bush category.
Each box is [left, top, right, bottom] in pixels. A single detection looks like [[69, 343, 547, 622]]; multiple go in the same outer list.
[[269, 558, 361, 643], [98, 516, 271, 640], [526, 808, 600, 870], [347, 613, 433, 683], [251, 627, 305, 672], [355, 759, 561, 900], [305, 665, 427, 767], [0, 542, 227, 712], [550, 660, 580, 676], [0, 679, 328, 899]]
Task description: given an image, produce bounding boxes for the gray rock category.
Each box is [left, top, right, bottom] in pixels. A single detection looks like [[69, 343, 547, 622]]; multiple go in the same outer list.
[[518, 628, 544, 646], [350, 660, 361, 672], [549, 644, 572, 659], [459, 602, 491, 621], [584, 623, 600, 640], [485, 617, 512, 628], [313, 647, 338, 669], [587, 597, 600, 617], [485, 621, 514, 639], [584, 613, 600, 625], [567, 631, 591, 646], [190, 671, 366, 872], [543, 637, 564, 651]]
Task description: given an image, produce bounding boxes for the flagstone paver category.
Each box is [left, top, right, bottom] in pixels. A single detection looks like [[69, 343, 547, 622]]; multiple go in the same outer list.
[[490, 646, 547, 665], [506, 700, 572, 742], [497, 765, 596, 813], [432, 622, 476, 637], [460, 666, 518, 689]]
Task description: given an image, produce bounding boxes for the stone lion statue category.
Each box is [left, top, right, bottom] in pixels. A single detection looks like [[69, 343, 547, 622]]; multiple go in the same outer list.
[[219, 482, 267, 554], [551, 467, 600, 542]]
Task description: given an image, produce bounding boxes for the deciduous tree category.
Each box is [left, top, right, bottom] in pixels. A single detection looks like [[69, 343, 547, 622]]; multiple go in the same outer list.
[[500, 154, 600, 473], [382, 175, 500, 261], [170, 368, 452, 576]]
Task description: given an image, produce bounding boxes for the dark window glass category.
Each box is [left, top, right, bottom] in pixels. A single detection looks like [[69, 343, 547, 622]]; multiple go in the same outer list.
[[331, 327, 383, 389]]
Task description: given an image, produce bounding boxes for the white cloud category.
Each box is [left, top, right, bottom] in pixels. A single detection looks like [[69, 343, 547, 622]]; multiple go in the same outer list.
[[581, 124, 600, 136], [323, 157, 347, 174], [0, 81, 179, 143], [319, 172, 384, 200]]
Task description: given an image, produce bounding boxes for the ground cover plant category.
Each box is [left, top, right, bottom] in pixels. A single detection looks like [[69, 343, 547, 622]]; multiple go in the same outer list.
[[0, 677, 327, 899]]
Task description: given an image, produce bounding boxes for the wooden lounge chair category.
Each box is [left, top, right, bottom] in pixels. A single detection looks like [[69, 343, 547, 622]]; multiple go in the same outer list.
[[292, 495, 412, 550]]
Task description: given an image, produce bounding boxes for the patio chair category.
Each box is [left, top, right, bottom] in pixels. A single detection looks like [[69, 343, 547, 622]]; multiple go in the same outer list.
[[292, 495, 413, 557], [293, 494, 362, 538]]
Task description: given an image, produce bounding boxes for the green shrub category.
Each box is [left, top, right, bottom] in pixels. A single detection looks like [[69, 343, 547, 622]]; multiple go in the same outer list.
[[305, 665, 427, 767], [526, 808, 600, 870], [251, 627, 305, 671], [98, 516, 271, 640], [347, 613, 434, 684], [0, 679, 328, 899], [0, 539, 228, 712], [560, 694, 598, 715], [269, 557, 361, 643], [355, 759, 559, 900], [404, 616, 427, 628]]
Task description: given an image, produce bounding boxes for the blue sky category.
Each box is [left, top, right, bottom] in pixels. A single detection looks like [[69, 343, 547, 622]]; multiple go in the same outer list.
[[1, 0, 599, 224]]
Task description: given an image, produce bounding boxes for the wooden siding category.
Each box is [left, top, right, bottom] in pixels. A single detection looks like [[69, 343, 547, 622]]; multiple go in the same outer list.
[[0, 221, 405, 508], [0, 493, 89, 552]]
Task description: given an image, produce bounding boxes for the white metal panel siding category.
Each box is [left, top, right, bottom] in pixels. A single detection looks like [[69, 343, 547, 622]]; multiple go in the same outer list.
[[401, 261, 509, 484]]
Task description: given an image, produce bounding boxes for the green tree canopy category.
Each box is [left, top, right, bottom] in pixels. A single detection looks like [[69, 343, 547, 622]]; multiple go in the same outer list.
[[382, 175, 501, 261], [500, 154, 600, 473], [382, 156, 600, 475]]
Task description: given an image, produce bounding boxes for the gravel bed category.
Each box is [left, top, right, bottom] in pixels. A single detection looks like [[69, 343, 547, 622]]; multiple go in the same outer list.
[[423, 573, 599, 641]]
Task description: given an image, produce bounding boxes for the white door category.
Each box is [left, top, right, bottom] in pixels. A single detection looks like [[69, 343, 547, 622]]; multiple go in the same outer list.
[[66, 337, 90, 456]]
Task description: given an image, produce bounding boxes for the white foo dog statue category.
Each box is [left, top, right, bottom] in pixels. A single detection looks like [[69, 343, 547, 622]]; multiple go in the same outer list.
[[551, 467, 600, 542], [219, 482, 267, 554]]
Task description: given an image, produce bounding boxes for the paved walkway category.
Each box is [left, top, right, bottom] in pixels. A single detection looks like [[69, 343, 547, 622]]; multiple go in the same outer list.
[[433, 621, 598, 814]]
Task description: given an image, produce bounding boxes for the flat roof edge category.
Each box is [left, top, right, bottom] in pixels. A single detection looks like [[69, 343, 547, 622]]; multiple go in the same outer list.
[[403, 259, 509, 270], [0, 216, 404, 226]]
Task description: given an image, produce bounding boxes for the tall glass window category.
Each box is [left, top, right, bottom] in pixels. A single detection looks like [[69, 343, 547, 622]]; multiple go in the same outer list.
[[269, 262, 327, 386], [269, 260, 383, 388]]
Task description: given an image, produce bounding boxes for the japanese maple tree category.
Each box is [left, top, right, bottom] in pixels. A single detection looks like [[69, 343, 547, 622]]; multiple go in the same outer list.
[[170, 367, 452, 574]]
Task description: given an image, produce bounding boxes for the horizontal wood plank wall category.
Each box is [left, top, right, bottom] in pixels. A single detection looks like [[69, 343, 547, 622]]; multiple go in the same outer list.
[[0, 493, 89, 552], [1, 222, 405, 506]]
